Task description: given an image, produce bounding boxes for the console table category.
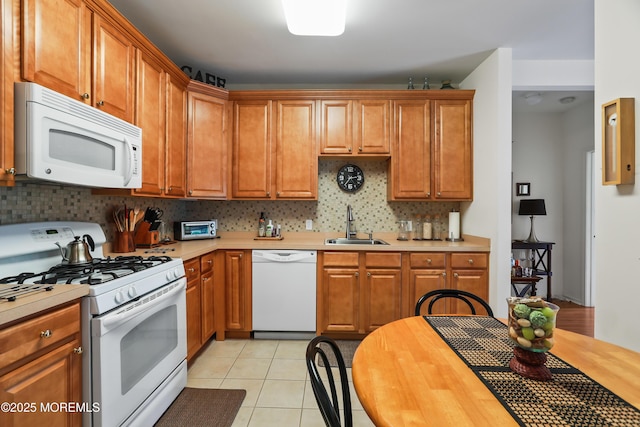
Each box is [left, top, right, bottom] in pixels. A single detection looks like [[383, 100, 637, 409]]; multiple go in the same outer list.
[[511, 241, 554, 299]]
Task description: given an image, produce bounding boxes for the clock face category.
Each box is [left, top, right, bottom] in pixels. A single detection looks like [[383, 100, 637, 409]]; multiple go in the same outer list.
[[337, 164, 364, 193]]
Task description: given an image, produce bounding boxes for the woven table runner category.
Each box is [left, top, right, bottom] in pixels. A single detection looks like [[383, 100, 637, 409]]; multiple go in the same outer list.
[[424, 316, 640, 427]]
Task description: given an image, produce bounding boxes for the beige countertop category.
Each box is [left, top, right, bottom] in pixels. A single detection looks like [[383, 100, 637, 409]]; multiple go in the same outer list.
[[1, 232, 489, 327], [0, 284, 89, 327], [104, 231, 491, 260]]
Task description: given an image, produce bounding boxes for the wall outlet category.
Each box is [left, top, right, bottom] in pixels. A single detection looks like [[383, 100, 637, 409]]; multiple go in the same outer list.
[[305, 219, 313, 230]]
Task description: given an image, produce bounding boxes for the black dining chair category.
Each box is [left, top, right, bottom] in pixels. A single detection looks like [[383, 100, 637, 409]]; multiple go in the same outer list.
[[305, 336, 353, 427], [415, 289, 494, 317]]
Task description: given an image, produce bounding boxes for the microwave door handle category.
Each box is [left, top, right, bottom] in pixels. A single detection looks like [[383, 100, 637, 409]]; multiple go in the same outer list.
[[123, 136, 134, 187]]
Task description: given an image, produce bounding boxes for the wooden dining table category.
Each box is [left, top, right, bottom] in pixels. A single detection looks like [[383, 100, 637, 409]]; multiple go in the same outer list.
[[352, 316, 640, 427]]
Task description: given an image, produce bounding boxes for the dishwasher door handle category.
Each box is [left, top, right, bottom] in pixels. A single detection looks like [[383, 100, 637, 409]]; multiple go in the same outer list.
[[253, 250, 316, 263]]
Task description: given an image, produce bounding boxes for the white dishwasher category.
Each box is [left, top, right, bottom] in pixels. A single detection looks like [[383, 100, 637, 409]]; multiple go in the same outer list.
[[252, 250, 317, 339]]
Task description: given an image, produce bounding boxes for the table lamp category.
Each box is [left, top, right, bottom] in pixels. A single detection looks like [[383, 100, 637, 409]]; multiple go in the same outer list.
[[519, 199, 546, 243]]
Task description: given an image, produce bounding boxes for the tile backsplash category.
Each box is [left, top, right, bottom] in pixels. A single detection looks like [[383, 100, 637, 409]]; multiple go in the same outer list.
[[0, 159, 459, 242]]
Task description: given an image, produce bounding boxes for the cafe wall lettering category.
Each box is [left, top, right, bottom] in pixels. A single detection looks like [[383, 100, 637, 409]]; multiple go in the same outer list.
[[181, 66, 226, 88]]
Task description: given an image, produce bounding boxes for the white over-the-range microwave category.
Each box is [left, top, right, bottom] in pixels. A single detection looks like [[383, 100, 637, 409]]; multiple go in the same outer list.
[[13, 82, 142, 188]]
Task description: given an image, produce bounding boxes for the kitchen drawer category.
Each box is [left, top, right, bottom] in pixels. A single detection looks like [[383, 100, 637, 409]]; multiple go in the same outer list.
[[322, 252, 359, 267], [450, 253, 488, 269], [184, 258, 201, 286], [201, 252, 215, 274], [365, 252, 401, 268], [0, 302, 80, 370], [410, 253, 446, 269]]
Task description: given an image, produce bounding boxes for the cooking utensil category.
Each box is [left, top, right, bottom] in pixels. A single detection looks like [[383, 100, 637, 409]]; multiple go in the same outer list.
[[55, 234, 95, 264]]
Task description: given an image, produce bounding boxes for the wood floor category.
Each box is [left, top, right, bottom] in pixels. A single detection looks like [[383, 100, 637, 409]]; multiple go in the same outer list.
[[550, 299, 595, 337]]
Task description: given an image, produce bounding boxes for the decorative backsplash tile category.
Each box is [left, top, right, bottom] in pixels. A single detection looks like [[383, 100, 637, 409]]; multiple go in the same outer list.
[[0, 159, 459, 241]]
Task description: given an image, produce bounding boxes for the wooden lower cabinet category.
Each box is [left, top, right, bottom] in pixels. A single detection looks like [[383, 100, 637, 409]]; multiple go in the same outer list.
[[184, 258, 202, 361], [0, 302, 82, 427], [224, 250, 252, 334], [319, 251, 489, 337], [185, 252, 223, 362], [319, 252, 402, 335], [411, 252, 489, 315]]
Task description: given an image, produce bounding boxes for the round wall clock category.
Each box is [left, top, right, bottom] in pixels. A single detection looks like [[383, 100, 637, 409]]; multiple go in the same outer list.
[[337, 164, 365, 193]]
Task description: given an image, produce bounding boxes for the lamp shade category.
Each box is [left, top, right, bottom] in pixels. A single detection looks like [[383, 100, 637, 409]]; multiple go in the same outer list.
[[519, 199, 546, 216]]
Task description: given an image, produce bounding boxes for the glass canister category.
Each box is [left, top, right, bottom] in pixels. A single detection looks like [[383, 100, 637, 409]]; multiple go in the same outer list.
[[423, 215, 433, 240], [413, 215, 422, 240], [397, 220, 410, 241]]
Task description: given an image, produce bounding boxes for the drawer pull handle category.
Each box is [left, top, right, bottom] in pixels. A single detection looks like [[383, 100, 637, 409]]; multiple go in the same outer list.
[[207, 259, 213, 265], [188, 267, 195, 273], [73, 347, 83, 354], [468, 259, 474, 265], [40, 329, 52, 338], [426, 258, 432, 264]]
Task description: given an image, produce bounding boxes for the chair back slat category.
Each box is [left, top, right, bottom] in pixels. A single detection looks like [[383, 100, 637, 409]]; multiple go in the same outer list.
[[415, 289, 493, 317], [306, 336, 353, 427]]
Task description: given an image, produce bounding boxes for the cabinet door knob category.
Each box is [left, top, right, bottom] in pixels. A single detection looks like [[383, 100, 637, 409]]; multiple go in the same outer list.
[[82, 93, 90, 100], [355, 272, 359, 278], [5, 168, 15, 175], [207, 259, 213, 265], [367, 272, 371, 277], [73, 347, 83, 354], [348, 147, 352, 152], [189, 190, 193, 195], [358, 146, 362, 152], [442, 272, 446, 277], [188, 267, 195, 273], [97, 100, 104, 106], [266, 192, 270, 197], [454, 273, 459, 278], [426, 192, 431, 197], [168, 186, 173, 192], [437, 192, 441, 197], [40, 329, 52, 338], [276, 192, 280, 197]]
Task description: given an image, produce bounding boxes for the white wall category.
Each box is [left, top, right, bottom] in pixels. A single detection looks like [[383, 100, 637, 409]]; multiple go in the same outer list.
[[512, 113, 565, 299], [460, 48, 513, 318], [512, 101, 594, 303], [594, 0, 640, 352]]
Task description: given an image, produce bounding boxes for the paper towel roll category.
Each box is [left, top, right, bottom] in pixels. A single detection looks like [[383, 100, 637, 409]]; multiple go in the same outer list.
[[448, 211, 460, 240]]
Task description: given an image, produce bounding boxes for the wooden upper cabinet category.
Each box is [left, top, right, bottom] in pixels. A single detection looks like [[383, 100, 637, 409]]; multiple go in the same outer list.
[[92, 14, 135, 122], [187, 83, 228, 199], [21, 0, 134, 122], [275, 100, 317, 199], [134, 51, 165, 196], [319, 99, 391, 156], [433, 99, 473, 200], [1, 0, 14, 185], [389, 99, 432, 200], [165, 76, 187, 197], [21, 0, 92, 102], [231, 100, 273, 199], [354, 99, 391, 154], [319, 99, 353, 154]]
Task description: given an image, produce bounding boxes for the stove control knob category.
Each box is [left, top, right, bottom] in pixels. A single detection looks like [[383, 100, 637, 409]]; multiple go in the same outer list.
[[128, 287, 137, 298], [115, 291, 125, 304], [166, 269, 179, 281]]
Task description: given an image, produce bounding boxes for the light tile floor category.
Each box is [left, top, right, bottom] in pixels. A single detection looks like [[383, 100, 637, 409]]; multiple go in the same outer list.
[[187, 339, 376, 427]]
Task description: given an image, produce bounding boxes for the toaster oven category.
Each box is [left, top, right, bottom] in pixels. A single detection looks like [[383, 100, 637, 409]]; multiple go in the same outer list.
[[174, 220, 218, 240]]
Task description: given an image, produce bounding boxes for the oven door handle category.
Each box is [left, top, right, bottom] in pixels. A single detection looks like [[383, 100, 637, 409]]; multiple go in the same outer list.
[[95, 280, 186, 335]]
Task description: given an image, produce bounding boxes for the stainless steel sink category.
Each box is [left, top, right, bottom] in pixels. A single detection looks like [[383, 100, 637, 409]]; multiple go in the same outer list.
[[324, 238, 389, 245]]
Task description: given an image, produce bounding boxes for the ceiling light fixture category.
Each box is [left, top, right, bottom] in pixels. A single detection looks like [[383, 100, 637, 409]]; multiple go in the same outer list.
[[281, 0, 346, 36], [523, 93, 542, 106], [559, 96, 576, 104]]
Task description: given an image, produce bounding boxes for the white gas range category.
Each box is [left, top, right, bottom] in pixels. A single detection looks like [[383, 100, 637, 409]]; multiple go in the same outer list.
[[0, 221, 187, 427]]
